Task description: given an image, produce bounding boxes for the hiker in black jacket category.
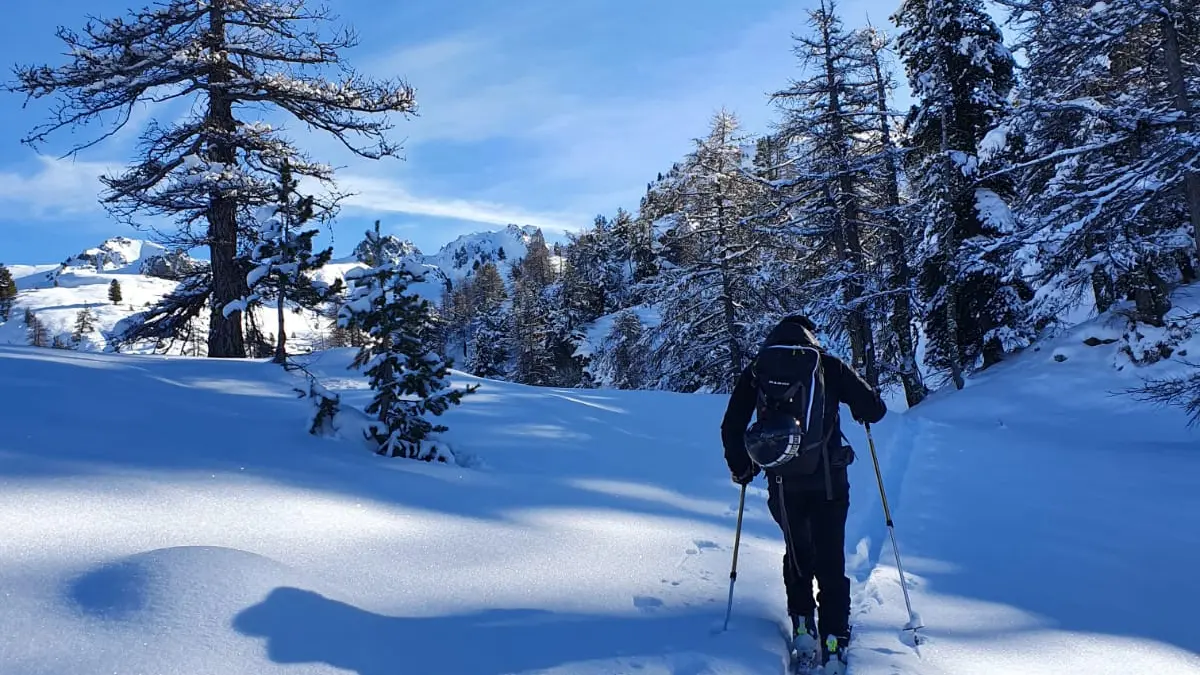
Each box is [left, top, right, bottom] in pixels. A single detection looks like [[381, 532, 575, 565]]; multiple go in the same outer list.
[[721, 314, 886, 673]]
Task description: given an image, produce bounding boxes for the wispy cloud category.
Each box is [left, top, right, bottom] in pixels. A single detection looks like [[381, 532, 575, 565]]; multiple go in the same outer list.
[[360, 4, 828, 219], [0, 155, 117, 220], [335, 172, 587, 234], [0, 153, 583, 233]]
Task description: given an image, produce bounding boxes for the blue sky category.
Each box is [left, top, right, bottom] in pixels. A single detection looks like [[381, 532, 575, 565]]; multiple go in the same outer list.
[[0, 0, 916, 264]]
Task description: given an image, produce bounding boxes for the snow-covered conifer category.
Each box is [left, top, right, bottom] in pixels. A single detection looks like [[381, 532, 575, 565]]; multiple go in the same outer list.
[[234, 161, 340, 363], [770, 0, 881, 385], [643, 110, 768, 392], [0, 265, 16, 321], [993, 0, 1198, 343], [858, 25, 928, 405], [338, 252, 473, 461], [509, 231, 559, 385], [468, 307, 512, 380], [108, 279, 123, 306], [603, 310, 647, 390], [894, 0, 1032, 389]]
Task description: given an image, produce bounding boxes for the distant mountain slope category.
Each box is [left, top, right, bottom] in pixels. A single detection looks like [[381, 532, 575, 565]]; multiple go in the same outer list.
[[0, 225, 548, 354]]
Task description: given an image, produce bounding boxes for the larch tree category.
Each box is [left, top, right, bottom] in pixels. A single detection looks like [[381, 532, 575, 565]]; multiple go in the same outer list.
[[643, 110, 767, 393], [10, 0, 417, 358], [509, 230, 558, 386], [72, 306, 97, 346], [859, 25, 928, 406], [770, 0, 880, 386], [993, 0, 1199, 341]]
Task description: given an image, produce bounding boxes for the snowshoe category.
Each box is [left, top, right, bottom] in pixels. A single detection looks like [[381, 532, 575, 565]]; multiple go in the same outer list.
[[788, 614, 820, 673], [820, 634, 850, 675]]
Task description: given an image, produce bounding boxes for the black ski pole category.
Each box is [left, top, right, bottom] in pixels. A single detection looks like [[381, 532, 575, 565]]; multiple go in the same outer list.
[[864, 422, 924, 649], [721, 482, 747, 632]]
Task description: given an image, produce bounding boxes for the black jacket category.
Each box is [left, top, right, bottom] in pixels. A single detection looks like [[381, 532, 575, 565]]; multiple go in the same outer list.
[[721, 317, 887, 496]]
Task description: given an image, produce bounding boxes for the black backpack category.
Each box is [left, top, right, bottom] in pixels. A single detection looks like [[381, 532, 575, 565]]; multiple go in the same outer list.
[[743, 344, 831, 474]]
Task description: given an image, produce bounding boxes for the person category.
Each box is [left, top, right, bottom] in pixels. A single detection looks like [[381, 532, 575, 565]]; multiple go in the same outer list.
[[720, 314, 886, 674]]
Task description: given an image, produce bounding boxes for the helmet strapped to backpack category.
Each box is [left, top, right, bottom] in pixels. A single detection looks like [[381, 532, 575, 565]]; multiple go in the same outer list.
[[743, 344, 828, 473]]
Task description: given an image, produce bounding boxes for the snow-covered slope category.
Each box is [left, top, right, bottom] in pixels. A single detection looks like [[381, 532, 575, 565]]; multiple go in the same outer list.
[[1, 225, 547, 353], [1, 285, 1198, 674], [845, 285, 1200, 675]]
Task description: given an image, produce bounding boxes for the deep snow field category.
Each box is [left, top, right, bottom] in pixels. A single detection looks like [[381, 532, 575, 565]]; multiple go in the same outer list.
[[0, 291, 1198, 675]]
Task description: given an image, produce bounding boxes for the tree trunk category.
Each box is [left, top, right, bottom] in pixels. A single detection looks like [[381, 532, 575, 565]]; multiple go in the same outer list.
[[204, 2, 246, 358], [717, 185, 744, 385], [274, 280, 287, 364], [1132, 262, 1171, 327], [1162, 5, 1200, 259], [868, 40, 927, 406]]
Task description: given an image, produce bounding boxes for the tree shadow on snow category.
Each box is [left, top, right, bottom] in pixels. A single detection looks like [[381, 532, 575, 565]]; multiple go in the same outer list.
[[233, 587, 780, 675]]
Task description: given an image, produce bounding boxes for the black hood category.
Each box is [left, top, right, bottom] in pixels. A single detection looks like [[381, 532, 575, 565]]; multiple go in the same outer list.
[[763, 314, 820, 348]]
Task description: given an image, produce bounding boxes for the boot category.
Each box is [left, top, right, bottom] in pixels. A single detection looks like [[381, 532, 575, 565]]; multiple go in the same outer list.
[[790, 614, 819, 665], [821, 633, 850, 675]]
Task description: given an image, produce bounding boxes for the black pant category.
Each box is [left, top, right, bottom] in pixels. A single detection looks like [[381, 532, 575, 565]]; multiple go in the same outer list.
[[766, 475, 851, 640]]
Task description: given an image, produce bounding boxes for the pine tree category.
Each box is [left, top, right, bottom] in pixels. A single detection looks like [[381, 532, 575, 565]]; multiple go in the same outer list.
[[468, 307, 512, 379], [236, 161, 341, 364], [603, 310, 647, 389], [108, 279, 123, 305], [339, 259, 474, 460], [510, 231, 558, 385], [561, 216, 626, 326], [461, 262, 511, 379], [994, 0, 1199, 342], [11, 0, 417, 358], [0, 264, 17, 321], [894, 0, 1032, 389]]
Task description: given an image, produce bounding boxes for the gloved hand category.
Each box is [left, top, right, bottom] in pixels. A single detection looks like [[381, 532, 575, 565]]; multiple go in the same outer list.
[[731, 464, 759, 485]]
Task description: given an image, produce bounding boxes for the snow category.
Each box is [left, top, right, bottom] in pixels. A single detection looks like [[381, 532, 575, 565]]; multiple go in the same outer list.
[[0, 269, 180, 350], [422, 223, 537, 284], [1, 282, 1198, 674], [974, 188, 1017, 234], [63, 236, 168, 271], [0, 228, 535, 355], [576, 303, 661, 361]]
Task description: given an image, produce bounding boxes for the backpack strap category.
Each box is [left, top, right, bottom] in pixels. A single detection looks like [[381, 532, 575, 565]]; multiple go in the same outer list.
[[780, 378, 805, 404]]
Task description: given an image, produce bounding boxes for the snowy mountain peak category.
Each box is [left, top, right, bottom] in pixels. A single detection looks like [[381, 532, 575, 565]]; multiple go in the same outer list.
[[64, 237, 168, 272], [351, 234, 421, 266], [428, 224, 536, 283]]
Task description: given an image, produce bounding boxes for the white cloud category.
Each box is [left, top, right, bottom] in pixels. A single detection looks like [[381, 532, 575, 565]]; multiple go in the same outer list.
[[0, 155, 118, 219], [369, 32, 582, 146], [361, 4, 826, 219], [0, 154, 586, 238], [335, 172, 588, 234]]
